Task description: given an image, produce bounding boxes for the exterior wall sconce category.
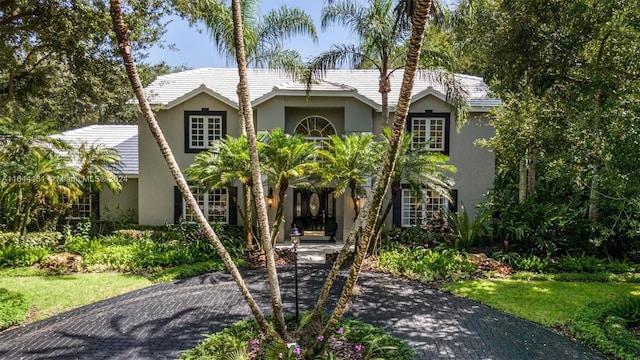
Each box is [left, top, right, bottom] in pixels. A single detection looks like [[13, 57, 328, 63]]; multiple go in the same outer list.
[[267, 187, 274, 208]]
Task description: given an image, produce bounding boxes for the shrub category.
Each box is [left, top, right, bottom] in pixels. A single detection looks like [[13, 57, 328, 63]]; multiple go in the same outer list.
[[59, 225, 246, 274], [0, 288, 30, 330], [180, 315, 415, 360], [572, 296, 640, 360], [0, 244, 51, 267], [0, 232, 62, 249], [376, 244, 476, 282], [383, 219, 453, 250]]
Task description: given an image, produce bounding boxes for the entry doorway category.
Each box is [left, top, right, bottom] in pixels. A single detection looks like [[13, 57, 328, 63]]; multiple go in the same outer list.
[[292, 188, 337, 241]]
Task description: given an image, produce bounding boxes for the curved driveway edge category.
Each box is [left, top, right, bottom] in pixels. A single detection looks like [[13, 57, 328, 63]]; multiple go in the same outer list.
[[0, 266, 604, 359]]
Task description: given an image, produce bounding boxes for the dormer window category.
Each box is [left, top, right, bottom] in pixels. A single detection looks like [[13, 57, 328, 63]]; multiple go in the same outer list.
[[184, 109, 226, 153]]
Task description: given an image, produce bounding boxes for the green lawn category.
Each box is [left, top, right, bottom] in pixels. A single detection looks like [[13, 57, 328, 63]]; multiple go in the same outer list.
[[0, 273, 152, 322], [441, 279, 640, 327]]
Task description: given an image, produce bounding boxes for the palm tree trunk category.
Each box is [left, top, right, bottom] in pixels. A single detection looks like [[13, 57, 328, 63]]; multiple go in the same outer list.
[[526, 150, 536, 198], [109, 0, 279, 340], [270, 181, 287, 246], [518, 158, 527, 203], [243, 184, 256, 248], [230, 0, 288, 338], [380, 74, 391, 127], [310, 0, 434, 355]]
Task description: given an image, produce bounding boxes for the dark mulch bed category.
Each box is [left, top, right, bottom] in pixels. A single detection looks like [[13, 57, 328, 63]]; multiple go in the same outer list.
[[243, 248, 296, 268]]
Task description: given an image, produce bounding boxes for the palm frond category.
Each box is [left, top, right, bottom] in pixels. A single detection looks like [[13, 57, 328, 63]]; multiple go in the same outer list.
[[259, 6, 318, 46]]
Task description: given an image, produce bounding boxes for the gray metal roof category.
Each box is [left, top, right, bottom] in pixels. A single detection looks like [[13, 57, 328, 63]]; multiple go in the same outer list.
[[55, 125, 138, 176], [143, 68, 500, 112]]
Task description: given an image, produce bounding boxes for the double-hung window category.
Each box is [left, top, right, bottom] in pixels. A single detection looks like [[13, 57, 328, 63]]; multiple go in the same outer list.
[[183, 188, 229, 224], [185, 109, 226, 152], [401, 188, 447, 227]]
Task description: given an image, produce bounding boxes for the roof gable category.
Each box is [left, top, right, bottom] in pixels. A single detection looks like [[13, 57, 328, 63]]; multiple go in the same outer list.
[[143, 68, 500, 112]]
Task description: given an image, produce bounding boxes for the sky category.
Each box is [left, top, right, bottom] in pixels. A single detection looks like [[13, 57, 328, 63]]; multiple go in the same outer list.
[[145, 0, 456, 69], [146, 0, 356, 69]]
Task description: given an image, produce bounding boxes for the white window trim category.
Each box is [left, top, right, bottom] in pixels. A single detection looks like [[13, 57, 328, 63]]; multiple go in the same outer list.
[[411, 117, 445, 151], [183, 188, 229, 224], [188, 115, 223, 150], [400, 188, 448, 227]]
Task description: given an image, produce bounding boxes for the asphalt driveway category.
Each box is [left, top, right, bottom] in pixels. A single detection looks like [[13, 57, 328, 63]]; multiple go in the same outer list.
[[0, 266, 604, 359]]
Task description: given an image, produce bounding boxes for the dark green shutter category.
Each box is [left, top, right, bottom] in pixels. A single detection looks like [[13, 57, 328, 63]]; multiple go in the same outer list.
[[448, 189, 458, 212], [392, 191, 402, 227], [228, 187, 238, 225], [91, 192, 100, 220], [174, 186, 183, 223]]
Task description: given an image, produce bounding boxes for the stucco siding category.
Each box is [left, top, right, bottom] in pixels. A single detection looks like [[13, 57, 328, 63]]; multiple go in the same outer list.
[[448, 114, 495, 219], [100, 178, 139, 223], [138, 93, 239, 225]]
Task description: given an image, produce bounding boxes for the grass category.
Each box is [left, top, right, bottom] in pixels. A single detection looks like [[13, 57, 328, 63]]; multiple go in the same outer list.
[[441, 279, 640, 327], [0, 272, 152, 322]]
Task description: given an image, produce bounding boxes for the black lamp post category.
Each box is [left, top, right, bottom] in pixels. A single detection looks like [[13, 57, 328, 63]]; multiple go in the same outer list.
[[290, 224, 301, 322]]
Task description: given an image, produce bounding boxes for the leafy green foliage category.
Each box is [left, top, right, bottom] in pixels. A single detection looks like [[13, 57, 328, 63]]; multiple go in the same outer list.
[[376, 243, 476, 282], [0, 244, 50, 268], [0, 288, 30, 330], [572, 296, 640, 360], [446, 205, 489, 251], [1, 0, 174, 128], [180, 315, 415, 360], [0, 232, 62, 249]]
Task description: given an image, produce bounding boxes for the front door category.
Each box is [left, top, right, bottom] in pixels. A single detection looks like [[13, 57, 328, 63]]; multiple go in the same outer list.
[[292, 188, 337, 238]]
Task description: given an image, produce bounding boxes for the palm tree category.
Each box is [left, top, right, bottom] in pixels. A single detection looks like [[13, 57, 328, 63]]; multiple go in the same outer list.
[[228, 0, 288, 339], [1, 149, 81, 234], [259, 128, 316, 245], [74, 142, 123, 193], [306, 0, 438, 354], [319, 133, 381, 221], [308, 0, 449, 127], [0, 115, 78, 233], [181, 0, 317, 76], [109, 0, 280, 340], [186, 135, 258, 247], [0, 116, 68, 161]]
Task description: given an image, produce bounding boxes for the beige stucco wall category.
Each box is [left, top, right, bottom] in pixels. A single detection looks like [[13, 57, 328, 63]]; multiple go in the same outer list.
[[100, 178, 139, 223], [136, 90, 494, 235], [138, 93, 240, 225], [407, 94, 495, 220]]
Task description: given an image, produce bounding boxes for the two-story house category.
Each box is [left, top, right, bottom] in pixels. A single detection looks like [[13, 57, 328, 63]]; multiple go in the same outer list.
[[132, 68, 499, 242]]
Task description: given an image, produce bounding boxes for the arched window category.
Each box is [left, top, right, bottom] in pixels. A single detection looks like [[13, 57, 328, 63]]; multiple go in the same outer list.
[[294, 116, 336, 153], [294, 116, 336, 139]]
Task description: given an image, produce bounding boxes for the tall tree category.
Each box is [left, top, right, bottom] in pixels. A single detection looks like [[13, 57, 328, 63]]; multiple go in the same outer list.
[[228, 0, 288, 338], [109, 0, 280, 340], [1, 0, 172, 128], [177, 0, 317, 76]]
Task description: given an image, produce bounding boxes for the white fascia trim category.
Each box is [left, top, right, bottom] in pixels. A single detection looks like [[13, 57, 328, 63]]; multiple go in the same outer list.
[[164, 84, 238, 110]]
